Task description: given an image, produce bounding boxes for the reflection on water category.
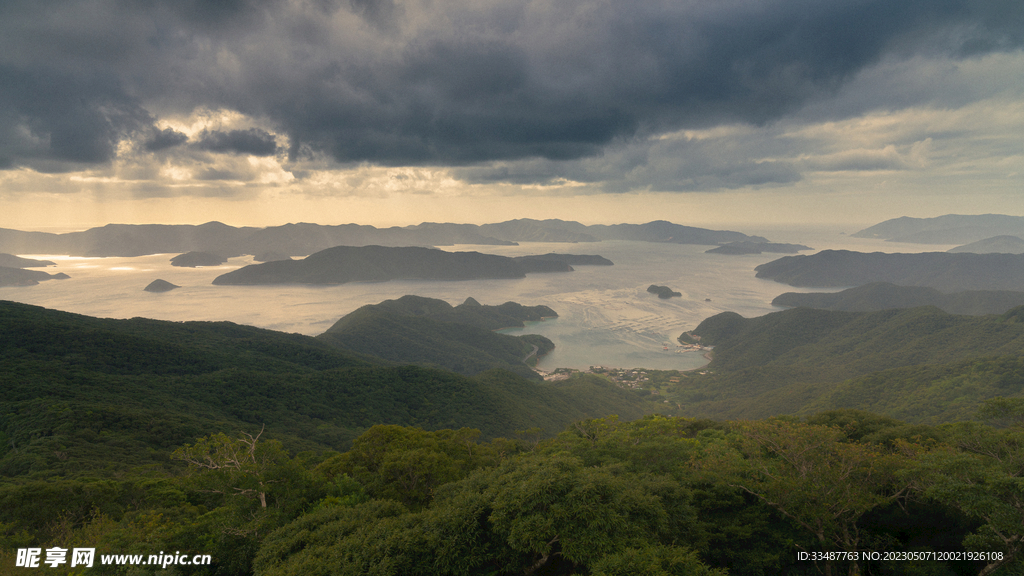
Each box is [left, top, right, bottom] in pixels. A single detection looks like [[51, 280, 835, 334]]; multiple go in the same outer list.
[[1, 231, 952, 370]]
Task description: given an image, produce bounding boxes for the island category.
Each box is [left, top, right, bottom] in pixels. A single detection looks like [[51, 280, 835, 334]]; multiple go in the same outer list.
[[705, 241, 811, 255], [647, 284, 682, 299], [144, 279, 180, 293], [518, 253, 613, 266], [213, 245, 531, 285], [170, 251, 227, 267]]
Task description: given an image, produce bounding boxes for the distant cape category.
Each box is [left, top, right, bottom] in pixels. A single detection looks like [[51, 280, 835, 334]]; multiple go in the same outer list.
[[0, 253, 56, 268], [0, 266, 69, 287], [853, 214, 1024, 244]]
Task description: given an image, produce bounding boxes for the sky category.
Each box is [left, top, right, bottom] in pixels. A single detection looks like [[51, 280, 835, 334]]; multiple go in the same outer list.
[[1, 0, 1023, 231]]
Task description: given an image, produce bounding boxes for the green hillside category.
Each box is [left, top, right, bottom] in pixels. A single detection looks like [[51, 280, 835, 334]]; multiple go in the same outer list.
[[317, 295, 556, 379], [0, 300, 651, 480], [670, 305, 1024, 421]]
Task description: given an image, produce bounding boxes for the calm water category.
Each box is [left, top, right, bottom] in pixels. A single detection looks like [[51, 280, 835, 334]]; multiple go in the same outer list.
[[1, 227, 953, 370]]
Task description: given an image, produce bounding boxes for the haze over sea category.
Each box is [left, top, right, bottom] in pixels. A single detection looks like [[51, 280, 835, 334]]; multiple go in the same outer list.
[[1, 225, 953, 371]]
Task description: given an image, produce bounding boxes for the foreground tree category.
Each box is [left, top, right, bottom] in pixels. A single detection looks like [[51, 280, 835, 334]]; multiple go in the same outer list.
[[909, 421, 1024, 576], [255, 452, 723, 576], [728, 419, 910, 576]]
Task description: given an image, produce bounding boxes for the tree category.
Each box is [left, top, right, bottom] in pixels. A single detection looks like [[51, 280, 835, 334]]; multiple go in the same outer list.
[[318, 425, 501, 509], [172, 425, 286, 511], [255, 451, 721, 576], [910, 422, 1024, 576], [729, 419, 909, 576]]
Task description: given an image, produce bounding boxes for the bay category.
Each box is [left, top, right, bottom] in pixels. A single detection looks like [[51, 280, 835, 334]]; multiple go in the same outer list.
[[0, 226, 954, 371]]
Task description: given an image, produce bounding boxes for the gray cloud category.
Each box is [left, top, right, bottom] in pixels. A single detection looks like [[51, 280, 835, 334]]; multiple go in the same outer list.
[[145, 127, 189, 152], [195, 128, 279, 156], [0, 0, 1021, 176]]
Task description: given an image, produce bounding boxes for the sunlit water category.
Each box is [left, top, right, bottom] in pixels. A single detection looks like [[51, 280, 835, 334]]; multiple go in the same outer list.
[[1, 226, 954, 371]]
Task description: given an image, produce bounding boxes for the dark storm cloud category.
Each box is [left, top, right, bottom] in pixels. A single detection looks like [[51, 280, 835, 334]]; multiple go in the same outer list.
[[0, 63, 151, 170], [195, 129, 279, 156], [0, 0, 1020, 174], [145, 127, 189, 151]]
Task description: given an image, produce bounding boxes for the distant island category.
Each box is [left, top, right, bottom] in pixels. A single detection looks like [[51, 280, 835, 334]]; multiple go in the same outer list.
[[0, 266, 69, 287], [755, 249, 1024, 292], [170, 251, 227, 267], [647, 284, 682, 299], [852, 214, 1024, 244], [144, 279, 180, 293], [515, 253, 614, 266], [211, 246, 618, 286], [705, 241, 812, 255], [0, 219, 768, 258], [214, 246, 526, 285], [772, 282, 1024, 315]]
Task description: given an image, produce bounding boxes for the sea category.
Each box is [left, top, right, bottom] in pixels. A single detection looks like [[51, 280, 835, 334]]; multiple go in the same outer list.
[[0, 225, 954, 372]]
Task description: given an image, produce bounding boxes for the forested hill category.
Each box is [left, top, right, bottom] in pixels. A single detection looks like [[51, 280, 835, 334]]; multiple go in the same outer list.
[[694, 305, 1024, 379], [755, 249, 1024, 291], [0, 300, 653, 479], [317, 295, 556, 379], [672, 305, 1024, 422], [772, 282, 1024, 315]]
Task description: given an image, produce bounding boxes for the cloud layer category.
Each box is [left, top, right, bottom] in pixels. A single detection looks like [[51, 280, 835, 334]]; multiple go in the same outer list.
[[0, 0, 1022, 200]]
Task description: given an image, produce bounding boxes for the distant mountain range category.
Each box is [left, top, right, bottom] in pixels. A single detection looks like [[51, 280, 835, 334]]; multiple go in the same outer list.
[[0, 219, 767, 258], [755, 249, 1024, 292], [853, 214, 1024, 244], [772, 282, 1024, 315]]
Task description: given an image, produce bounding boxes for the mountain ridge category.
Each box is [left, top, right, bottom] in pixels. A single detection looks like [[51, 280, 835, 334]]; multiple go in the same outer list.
[[0, 219, 769, 258]]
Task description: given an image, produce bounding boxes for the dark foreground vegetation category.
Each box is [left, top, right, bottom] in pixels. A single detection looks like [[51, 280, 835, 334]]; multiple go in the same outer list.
[[3, 411, 1023, 576], [3, 300, 1024, 575]]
